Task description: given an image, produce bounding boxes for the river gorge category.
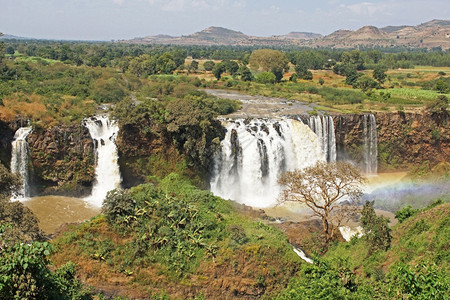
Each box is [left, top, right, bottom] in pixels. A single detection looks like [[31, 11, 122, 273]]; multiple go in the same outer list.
[[1, 90, 448, 233]]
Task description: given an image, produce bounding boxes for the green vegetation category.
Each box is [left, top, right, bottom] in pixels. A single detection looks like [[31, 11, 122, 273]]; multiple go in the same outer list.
[[0, 162, 91, 299], [1, 39, 448, 298], [52, 174, 301, 297], [279, 201, 449, 299]]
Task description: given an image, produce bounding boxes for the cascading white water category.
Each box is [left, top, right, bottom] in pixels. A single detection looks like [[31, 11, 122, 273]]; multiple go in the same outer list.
[[83, 115, 121, 207], [210, 118, 324, 208], [307, 115, 337, 162], [363, 114, 378, 174], [10, 126, 33, 200]]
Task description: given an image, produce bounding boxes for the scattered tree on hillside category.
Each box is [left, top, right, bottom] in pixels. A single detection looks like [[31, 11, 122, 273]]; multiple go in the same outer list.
[[361, 201, 391, 253], [223, 60, 239, 76], [353, 75, 379, 92], [295, 64, 313, 80], [249, 49, 289, 82], [238, 65, 253, 81], [278, 161, 365, 243], [373, 65, 387, 84], [435, 79, 449, 94], [187, 60, 198, 73], [426, 95, 448, 119], [212, 62, 226, 80], [203, 60, 215, 71]]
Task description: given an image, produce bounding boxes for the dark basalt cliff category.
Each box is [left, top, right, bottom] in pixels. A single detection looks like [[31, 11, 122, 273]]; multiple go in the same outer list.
[[1, 111, 447, 196], [335, 111, 449, 171], [27, 125, 95, 196], [0, 120, 95, 197]]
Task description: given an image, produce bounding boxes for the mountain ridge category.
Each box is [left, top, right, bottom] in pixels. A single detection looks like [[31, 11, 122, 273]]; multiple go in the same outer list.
[[128, 19, 450, 49]]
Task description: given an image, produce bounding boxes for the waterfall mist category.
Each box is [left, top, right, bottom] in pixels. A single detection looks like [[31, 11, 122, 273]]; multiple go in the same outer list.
[[83, 115, 121, 207], [10, 126, 33, 200]]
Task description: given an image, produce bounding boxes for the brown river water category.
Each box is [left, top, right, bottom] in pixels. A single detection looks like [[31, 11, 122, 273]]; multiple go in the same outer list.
[[24, 172, 444, 234], [23, 196, 100, 234]]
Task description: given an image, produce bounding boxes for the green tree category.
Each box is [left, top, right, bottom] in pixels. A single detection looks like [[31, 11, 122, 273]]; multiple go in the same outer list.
[[426, 95, 448, 114], [295, 64, 313, 80], [361, 201, 391, 253], [223, 60, 239, 76], [353, 75, 379, 92], [249, 49, 289, 74], [435, 79, 449, 94], [187, 60, 198, 73], [373, 65, 387, 84], [238, 65, 253, 81], [203, 60, 215, 71], [212, 62, 226, 80], [256, 71, 276, 84], [165, 96, 224, 169], [278, 161, 365, 243]]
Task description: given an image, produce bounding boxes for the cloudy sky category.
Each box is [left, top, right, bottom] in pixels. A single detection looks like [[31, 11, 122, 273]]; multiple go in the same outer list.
[[1, 0, 449, 40]]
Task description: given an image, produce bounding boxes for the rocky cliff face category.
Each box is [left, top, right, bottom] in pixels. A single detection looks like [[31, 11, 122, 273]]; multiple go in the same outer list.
[[115, 120, 185, 188], [335, 111, 449, 171], [26, 124, 95, 196], [1, 111, 446, 197]]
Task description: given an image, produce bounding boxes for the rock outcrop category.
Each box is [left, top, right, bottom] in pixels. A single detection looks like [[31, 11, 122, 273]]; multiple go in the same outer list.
[[27, 124, 95, 196], [335, 111, 449, 171]]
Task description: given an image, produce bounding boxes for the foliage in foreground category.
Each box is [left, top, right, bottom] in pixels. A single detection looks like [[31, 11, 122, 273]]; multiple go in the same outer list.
[[0, 164, 91, 299], [0, 238, 91, 300], [293, 201, 450, 299], [53, 174, 301, 297]]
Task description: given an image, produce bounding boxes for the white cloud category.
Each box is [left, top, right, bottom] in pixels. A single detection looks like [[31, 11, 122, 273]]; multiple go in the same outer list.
[[262, 5, 280, 15], [112, 0, 124, 4]]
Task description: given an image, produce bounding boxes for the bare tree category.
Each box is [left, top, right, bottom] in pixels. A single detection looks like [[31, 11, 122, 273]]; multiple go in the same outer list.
[[278, 161, 365, 243]]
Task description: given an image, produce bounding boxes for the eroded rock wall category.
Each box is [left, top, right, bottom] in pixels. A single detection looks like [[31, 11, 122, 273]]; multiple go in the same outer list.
[[335, 112, 449, 171], [27, 125, 95, 196]]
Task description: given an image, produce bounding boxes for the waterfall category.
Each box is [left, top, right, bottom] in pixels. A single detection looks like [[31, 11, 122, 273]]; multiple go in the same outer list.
[[10, 126, 33, 200], [307, 115, 337, 162], [210, 118, 324, 208], [363, 114, 378, 174], [83, 115, 121, 207], [293, 247, 313, 264]]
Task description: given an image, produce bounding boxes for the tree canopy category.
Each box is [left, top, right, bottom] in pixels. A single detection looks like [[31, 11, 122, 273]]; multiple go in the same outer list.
[[278, 161, 365, 243]]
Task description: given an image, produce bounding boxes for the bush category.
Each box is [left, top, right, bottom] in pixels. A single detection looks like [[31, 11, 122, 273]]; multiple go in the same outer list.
[[102, 189, 136, 226], [0, 239, 91, 299], [395, 205, 420, 223], [361, 201, 391, 253], [256, 72, 276, 84]]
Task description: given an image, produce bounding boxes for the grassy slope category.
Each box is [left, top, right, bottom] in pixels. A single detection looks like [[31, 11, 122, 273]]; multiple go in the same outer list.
[[51, 177, 303, 299], [325, 203, 449, 278]]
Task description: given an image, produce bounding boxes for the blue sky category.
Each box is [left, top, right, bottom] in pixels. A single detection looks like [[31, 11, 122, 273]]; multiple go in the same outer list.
[[1, 0, 449, 40]]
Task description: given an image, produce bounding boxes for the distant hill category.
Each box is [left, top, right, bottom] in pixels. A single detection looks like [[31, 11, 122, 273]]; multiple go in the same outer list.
[[304, 19, 450, 49], [127, 19, 450, 50], [0, 34, 36, 40], [128, 26, 322, 46]]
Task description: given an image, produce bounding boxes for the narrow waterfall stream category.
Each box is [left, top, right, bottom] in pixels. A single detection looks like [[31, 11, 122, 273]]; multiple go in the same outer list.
[[210, 118, 324, 207], [10, 126, 33, 200], [307, 115, 337, 162], [83, 115, 121, 207], [363, 114, 378, 174]]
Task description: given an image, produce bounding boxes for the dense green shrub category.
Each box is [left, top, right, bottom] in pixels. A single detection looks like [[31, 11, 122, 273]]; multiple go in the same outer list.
[[101, 189, 136, 227], [395, 205, 420, 223], [256, 72, 276, 84], [361, 201, 391, 253], [0, 237, 91, 299]]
